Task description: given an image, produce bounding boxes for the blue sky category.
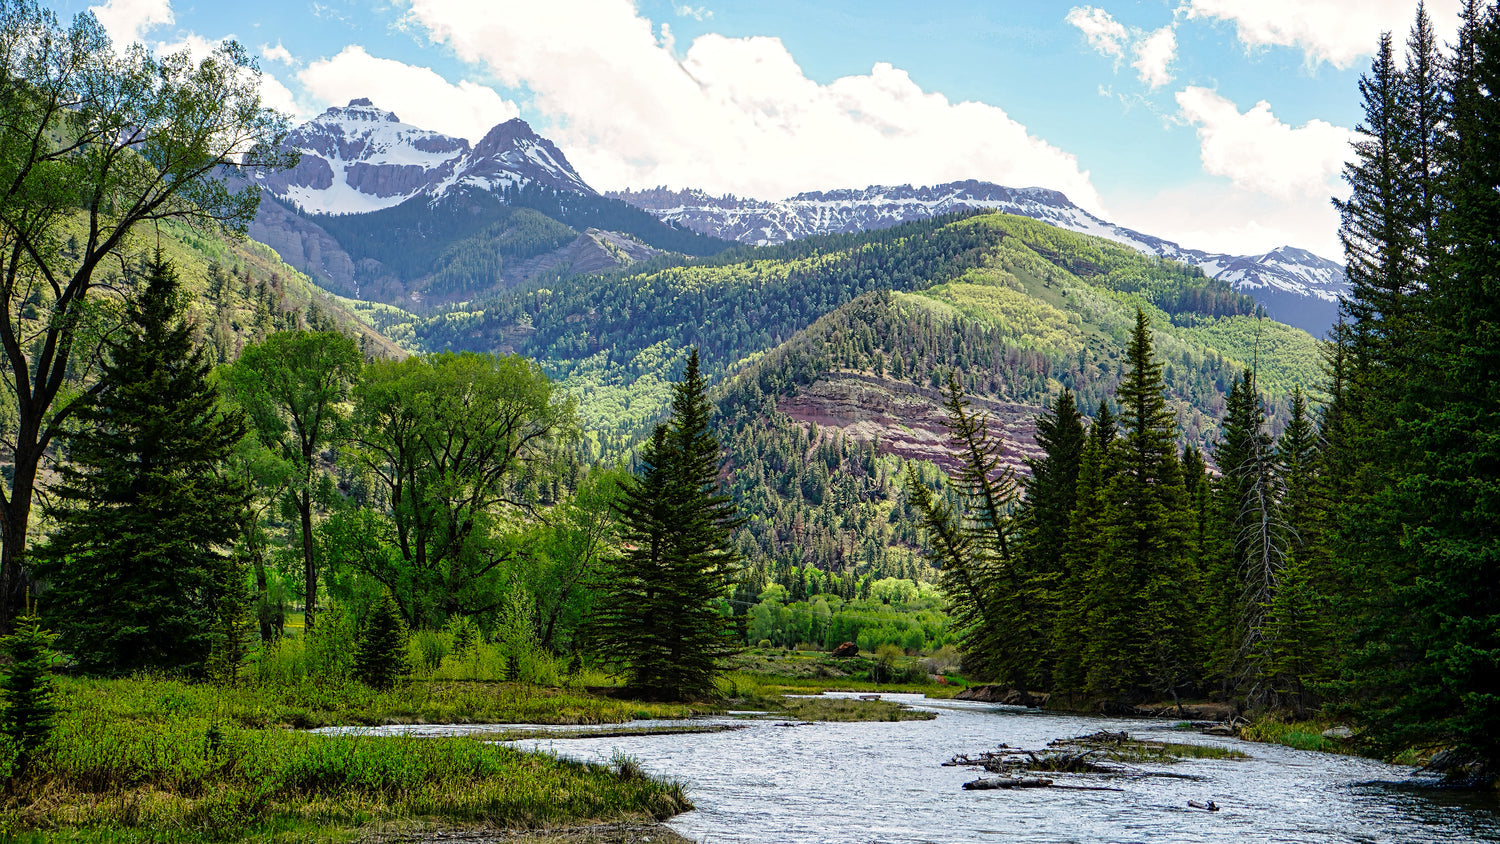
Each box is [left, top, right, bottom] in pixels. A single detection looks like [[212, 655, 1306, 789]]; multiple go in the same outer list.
[[56, 0, 1463, 259]]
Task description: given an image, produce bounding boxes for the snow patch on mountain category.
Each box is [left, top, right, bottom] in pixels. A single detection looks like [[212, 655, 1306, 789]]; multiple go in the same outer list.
[[257, 99, 594, 215], [610, 181, 1349, 334]]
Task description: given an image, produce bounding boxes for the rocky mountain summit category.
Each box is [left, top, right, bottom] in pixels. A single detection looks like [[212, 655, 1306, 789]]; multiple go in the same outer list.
[[611, 181, 1348, 335], [255, 99, 592, 215]]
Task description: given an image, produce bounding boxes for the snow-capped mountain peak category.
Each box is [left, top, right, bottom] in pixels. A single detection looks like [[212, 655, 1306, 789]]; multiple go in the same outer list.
[[256, 100, 594, 215]]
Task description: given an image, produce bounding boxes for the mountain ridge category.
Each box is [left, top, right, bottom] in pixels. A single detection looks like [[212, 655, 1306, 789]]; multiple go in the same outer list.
[[609, 181, 1348, 335]]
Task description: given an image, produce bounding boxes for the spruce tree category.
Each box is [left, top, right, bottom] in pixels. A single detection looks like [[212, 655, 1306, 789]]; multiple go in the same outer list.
[[35, 256, 249, 675], [354, 592, 409, 691], [1051, 403, 1116, 698], [0, 612, 59, 779], [1019, 388, 1085, 690], [1352, 0, 1500, 764], [1084, 310, 1197, 704], [594, 350, 742, 701]]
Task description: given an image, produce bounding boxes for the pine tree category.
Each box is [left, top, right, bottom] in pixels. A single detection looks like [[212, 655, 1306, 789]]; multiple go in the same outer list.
[[1085, 310, 1197, 704], [35, 256, 249, 675], [0, 612, 60, 779], [594, 350, 742, 701], [354, 592, 409, 691]]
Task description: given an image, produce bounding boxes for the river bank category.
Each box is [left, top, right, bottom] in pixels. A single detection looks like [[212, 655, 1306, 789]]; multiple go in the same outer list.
[[0, 668, 952, 842]]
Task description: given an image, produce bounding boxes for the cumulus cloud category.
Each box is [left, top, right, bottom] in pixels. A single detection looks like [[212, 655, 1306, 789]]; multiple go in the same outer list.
[[1175, 86, 1352, 199], [1183, 0, 1462, 68], [88, 0, 173, 46], [298, 46, 519, 141], [1066, 7, 1177, 89], [1131, 27, 1177, 89], [402, 0, 1102, 206], [262, 41, 295, 65], [1066, 6, 1130, 59]]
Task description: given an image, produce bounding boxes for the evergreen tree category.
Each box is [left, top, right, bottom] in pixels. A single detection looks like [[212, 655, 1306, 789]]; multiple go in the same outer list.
[[594, 350, 742, 701], [353, 592, 409, 691], [1084, 310, 1197, 704], [35, 256, 249, 675], [1052, 402, 1116, 697], [1019, 388, 1085, 689], [0, 612, 59, 779], [1347, 0, 1500, 764]]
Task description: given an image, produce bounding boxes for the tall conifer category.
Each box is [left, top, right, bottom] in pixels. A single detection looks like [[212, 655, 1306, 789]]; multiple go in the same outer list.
[[594, 350, 741, 700], [35, 256, 248, 675], [1084, 310, 1196, 704]]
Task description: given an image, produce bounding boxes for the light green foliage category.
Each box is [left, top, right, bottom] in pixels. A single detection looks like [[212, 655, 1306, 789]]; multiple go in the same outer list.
[[0, 0, 294, 627], [345, 351, 574, 629]]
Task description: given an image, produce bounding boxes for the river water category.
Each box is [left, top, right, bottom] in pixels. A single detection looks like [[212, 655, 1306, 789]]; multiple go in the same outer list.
[[494, 693, 1500, 844]]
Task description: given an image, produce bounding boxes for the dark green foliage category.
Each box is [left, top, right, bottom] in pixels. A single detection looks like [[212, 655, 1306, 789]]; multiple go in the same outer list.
[[593, 351, 742, 701], [35, 257, 249, 675], [0, 613, 59, 778], [1084, 310, 1198, 703], [305, 183, 727, 294], [353, 593, 409, 691], [0, 2, 292, 630]]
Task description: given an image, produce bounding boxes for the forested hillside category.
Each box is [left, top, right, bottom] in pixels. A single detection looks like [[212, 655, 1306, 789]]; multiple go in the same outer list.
[[402, 212, 1318, 456], [322, 211, 1323, 652]]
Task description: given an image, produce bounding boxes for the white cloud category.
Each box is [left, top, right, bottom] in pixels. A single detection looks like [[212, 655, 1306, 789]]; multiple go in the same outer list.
[[674, 4, 713, 21], [298, 46, 520, 141], [88, 0, 173, 46], [257, 72, 304, 121], [403, 0, 1102, 207], [1175, 86, 1352, 199], [1111, 180, 1344, 260], [1132, 27, 1176, 89], [1183, 0, 1462, 68], [1067, 7, 1177, 88], [262, 41, 295, 66], [1066, 7, 1129, 59]]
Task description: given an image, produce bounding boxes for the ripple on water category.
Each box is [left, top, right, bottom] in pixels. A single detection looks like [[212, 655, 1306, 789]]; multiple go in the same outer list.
[[502, 694, 1500, 843]]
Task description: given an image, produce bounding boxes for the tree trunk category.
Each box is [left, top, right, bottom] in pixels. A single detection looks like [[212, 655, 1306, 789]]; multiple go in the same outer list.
[[299, 490, 316, 631], [0, 437, 41, 632], [254, 549, 275, 642]]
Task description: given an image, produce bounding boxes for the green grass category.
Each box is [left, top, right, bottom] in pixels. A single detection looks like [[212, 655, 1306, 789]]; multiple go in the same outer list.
[[0, 675, 701, 841], [57, 674, 711, 732], [1239, 717, 1347, 755]]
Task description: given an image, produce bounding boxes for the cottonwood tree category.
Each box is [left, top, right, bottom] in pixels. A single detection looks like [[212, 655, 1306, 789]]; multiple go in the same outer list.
[[346, 352, 573, 628], [222, 331, 362, 631], [0, 1, 292, 629]]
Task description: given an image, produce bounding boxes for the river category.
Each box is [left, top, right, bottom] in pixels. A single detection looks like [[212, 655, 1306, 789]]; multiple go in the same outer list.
[[516, 693, 1500, 844], [333, 693, 1500, 843]]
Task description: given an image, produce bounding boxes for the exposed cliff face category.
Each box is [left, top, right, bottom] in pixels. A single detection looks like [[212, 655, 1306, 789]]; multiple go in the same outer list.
[[245, 195, 403, 301], [776, 372, 1043, 476]]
